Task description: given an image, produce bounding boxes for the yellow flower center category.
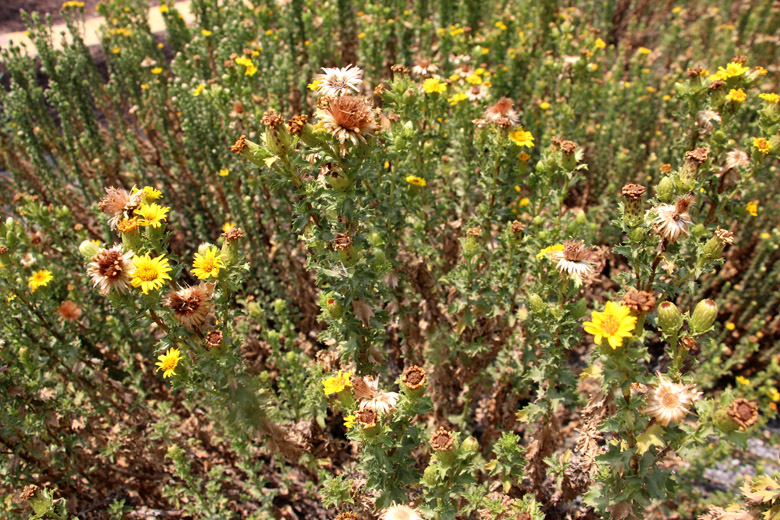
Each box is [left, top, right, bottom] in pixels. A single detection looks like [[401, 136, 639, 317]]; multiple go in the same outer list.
[[136, 265, 159, 281], [600, 315, 620, 336], [201, 258, 217, 272], [159, 357, 177, 371]]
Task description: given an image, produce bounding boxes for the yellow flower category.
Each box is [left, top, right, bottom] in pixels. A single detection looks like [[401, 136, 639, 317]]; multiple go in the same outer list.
[[192, 83, 206, 96], [159, 4, 169, 13], [465, 73, 482, 85], [509, 129, 534, 148], [536, 244, 564, 259], [307, 79, 322, 91], [495, 21, 507, 31], [755, 66, 768, 76], [28, 270, 53, 291], [323, 370, 353, 395], [518, 152, 531, 162], [140, 186, 162, 201], [736, 375, 750, 386], [519, 197, 530, 207], [357, 32, 366, 39], [594, 38, 606, 49], [201, 29, 212, 36], [759, 93, 779, 104], [709, 61, 749, 81], [151, 67, 163, 75], [583, 301, 637, 349], [222, 222, 236, 233], [726, 88, 746, 103], [746, 200, 758, 216], [344, 415, 356, 429], [423, 78, 447, 94], [767, 388, 780, 402], [219, 168, 229, 177], [760, 232, 771, 240], [130, 254, 172, 294], [725, 322, 736, 330], [753, 137, 771, 155], [192, 247, 225, 280], [449, 92, 468, 106], [62, 1, 85, 7], [155, 347, 182, 378], [141, 83, 150, 90], [406, 175, 427, 187], [539, 101, 550, 110], [637, 47, 652, 55], [234, 56, 257, 76], [111, 47, 121, 54], [135, 203, 170, 228]]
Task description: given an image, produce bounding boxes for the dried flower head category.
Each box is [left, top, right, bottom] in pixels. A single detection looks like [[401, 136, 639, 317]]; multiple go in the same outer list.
[[684, 147, 710, 166], [231, 135, 247, 154], [333, 233, 354, 250], [411, 57, 438, 76], [351, 375, 399, 414], [88, 245, 135, 295], [401, 365, 427, 391], [466, 226, 482, 237], [355, 406, 378, 429], [390, 64, 409, 75], [725, 149, 750, 170], [483, 97, 521, 128], [551, 136, 578, 155], [20, 484, 38, 501], [622, 288, 657, 313], [221, 227, 244, 242], [644, 373, 701, 426], [313, 65, 363, 97], [466, 84, 488, 101], [430, 427, 455, 451], [287, 114, 308, 136], [621, 183, 646, 200], [651, 195, 694, 243], [58, 300, 82, 321], [165, 283, 215, 330], [379, 505, 424, 520], [316, 95, 378, 152], [98, 186, 143, 229], [205, 329, 223, 350], [551, 240, 594, 278], [696, 110, 721, 134], [714, 226, 734, 245], [727, 398, 759, 430], [511, 220, 525, 235], [261, 109, 284, 128], [335, 513, 360, 520]]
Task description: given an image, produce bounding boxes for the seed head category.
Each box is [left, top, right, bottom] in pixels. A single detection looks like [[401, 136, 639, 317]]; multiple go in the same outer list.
[[430, 427, 455, 451], [622, 288, 657, 313], [727, 398, 759, 430]]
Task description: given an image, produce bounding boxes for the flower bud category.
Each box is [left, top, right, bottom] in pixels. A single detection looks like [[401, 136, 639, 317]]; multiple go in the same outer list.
[[657, 302, 683, 336], [621, 184, 646, 227], [461, 436, 479, 454], [230, 134, 269, 167], [712, 407, 740, 434], [422, 465, 437, 486], [430, 427, 457, 466], [528, 293, 545, 314], [322, 164, 350, 192], [326, 297, 343, 319], [690, 299, 717, 335], [656, 176, 675, 203], [333, 233, 358, 266]]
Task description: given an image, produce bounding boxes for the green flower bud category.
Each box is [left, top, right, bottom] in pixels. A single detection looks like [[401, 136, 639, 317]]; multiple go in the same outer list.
[[78, 240, 101, 259], [657, 302, 683, 336], [528, 293, 546, 314], [690, 299, 717, 335], [334, 233, 358, 266], [326, 297, 343, 319], [629, 227, 646, 242], [323, 166, 350, 192], [422, 465, 437, 486], [461, 436, 479, 454], [230, 135, 269, 168], [712, 407, 739, 434], [701, 236, 725, 262], [656, 176, 675, 203]]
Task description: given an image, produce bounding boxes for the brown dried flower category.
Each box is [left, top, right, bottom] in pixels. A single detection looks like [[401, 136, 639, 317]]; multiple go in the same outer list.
[[552, 240, 594, 278], [684, 147, 710, 166], [651, 194, 694, 243], [390, 64, 409, 75], [316, 95, 378, 152], [335, 513, 360, 520], [622, 288, 657, 313], [430, 427, 455, 451], [165, 283, 215, 330], [621, 183, 646, 200], [511, 220, 525, 235], [231, 135, 247, 154], [221, 228, 245, 242], [401, 365, 427, 391], [58, 300, 82, 321], [287, 114, 308, 136], [714, 226, 734, 245], [261, 109, 284, 128], [87, 245, 135, 295], [205, 329, 223, 350], [482, 97, 520, 128], [727, 398, 759, 430], [20, 484, 38, 501], [333, 233, 354, 250], [355, 406, 378, 429]]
